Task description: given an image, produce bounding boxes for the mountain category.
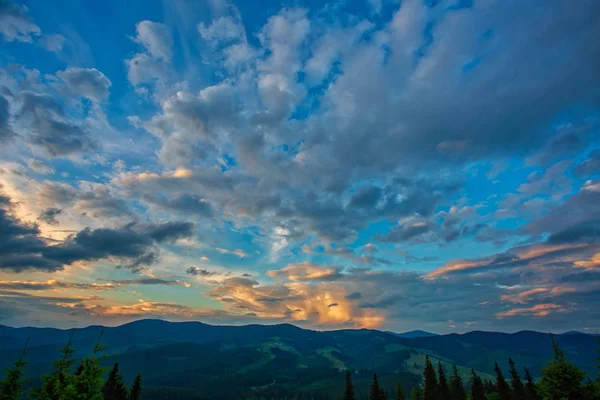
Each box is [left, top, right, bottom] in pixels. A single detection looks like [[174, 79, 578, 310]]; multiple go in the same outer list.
[[386, 330, 438, 339], [1, 320, 597, 400]]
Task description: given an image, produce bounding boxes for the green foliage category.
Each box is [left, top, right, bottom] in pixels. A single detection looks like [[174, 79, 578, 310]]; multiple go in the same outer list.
[[538, 335, 585, 400], [395, 382, 405, 400], [494, 362, 510, 400], [71, 330, 108, 400], [437, 362, 450, 400], [343, 371, 355, 400], [523, 368, 539, 400], [508, 358, 526, 400], [31, 333, 77, 400], [103, 363, 129, 400], [0, 340, 28, 400], [469, 369, 485, 400], [129, 373, 142, 400], [410, 386, 422, 400], [449, 365, 466, 400], [369, 373, 383, 400], [422, 356, 438, 400]]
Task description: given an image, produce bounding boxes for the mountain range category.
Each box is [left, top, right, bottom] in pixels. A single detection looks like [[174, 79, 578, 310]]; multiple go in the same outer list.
[[1, 320, 596, 399]]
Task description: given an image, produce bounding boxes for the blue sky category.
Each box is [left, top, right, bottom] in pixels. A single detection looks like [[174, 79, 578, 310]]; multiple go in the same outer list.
[[0, 0, 599, 333]]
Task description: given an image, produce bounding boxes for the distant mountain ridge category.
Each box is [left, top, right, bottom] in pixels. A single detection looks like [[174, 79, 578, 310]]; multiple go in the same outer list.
[[1, 320, 597, 400]]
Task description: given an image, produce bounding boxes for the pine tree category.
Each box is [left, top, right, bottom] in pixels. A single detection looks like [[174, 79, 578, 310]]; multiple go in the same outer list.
[[31, 333, 76, 400], [523, 368, 539, 400], [422, 356, 438, 400], [410, 386, 423, 400], [437, 362, 450, 400], [102, 363, 128, 400], [380, 386, 386, 400], [71, 331, 107, 400], [343, 370, 355, 400], [538, 335, 585, 400], [129, 373, 141, 400], [494, 362, 511, 400], [395, 382, 405, 400], [449, 365, 465, 400], [508, 358, 525, 400], [0, 340, 28, 400], [370, 374, 382, 400], [469, 369, 485, 400]]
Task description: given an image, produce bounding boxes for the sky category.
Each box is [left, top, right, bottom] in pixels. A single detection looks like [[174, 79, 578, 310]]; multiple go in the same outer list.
[[0, 0, 599, 333]]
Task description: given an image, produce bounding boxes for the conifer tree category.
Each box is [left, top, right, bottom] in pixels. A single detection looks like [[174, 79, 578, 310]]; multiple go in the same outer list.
[[449, 365, 465, 400], [102, 363, 128, 400], [437, 362, 450, 400], [523, 368, 539, 400], [129, 373, 142, 400], [469, 369, 485, 400], [343, 370, 355, 400], [508, 358, 525, 400], [494, 362, 511, 400], [370, 374, 382, 400], [31, 333, 77, 400], [380, 386, 386, 400], [0, 340, 28, 400], [395, 382, 405, 400], [538, 335, 585, 400], [422, 356, 438, 400], [71, 331, 107, 400], [410, 386, 422, 400]]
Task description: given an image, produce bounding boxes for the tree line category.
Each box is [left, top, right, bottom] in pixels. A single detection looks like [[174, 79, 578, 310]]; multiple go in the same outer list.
[[0, 332, 142, 400], [344, 335, 600, 400]]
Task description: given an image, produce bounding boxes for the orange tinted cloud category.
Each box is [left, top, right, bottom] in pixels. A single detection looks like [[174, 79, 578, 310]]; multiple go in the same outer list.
[[496, 303, 566, 318]]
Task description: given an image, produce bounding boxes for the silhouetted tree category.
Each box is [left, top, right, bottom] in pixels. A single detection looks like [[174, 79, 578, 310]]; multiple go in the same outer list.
[[343, 371, 355, 400], [449, 365, 465, 400], [395, 382, 405, 400], [469, 369, 485, 400], [71, 331, 107, 400], [423, 356, 438, 400], [495, 362, 511, 400], [410, 386, 422, 400], [370, 373, 382, 400], [538, 335, 585, 400], [380, 386, 386, 400], [31, 333, 76, 400], [437, 362, 450, 400], [523, 368, 539, 400], [508, 358, 526, 400], [129, 373, 142, 400], [102, 363, 128, 400], [0, 340, 28, 400], [484, 379, 496, 394]]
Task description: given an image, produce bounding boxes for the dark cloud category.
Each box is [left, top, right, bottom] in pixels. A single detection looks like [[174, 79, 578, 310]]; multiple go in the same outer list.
[[17, 92, 97, 157], [143, 193, 214, 218], [0, 192, 194, 272], [37, 207, 62, 225], [547, 219, 600, 244], [0, 95, 15, 144], [186, 266, 218, 277], [573, 149, 600, 177]]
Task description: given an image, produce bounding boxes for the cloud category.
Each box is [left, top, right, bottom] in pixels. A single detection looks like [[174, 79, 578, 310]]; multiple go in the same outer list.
[[0, 191, 194, 272], [135, 20, 173, 60], [40, 34, 65, 53], [0, 0, 40, 42], [26, 159, 54, 174], [186, 266, 219, 277], [37, 207, 62, 225], [56, 67, 112, 102], [267, 262, 343, 282], [0, 95, 15, 144], [496, 304, 567, 318], [216, 248, 248, 258]]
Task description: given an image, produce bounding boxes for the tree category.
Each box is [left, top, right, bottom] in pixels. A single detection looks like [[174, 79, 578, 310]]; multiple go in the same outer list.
[[31, 333, 77, 400], [71, 331, 107, 400], [449, 365, 466, 400], [370, 373, 384, 400], [494, 362, 511, 400], [538, 335, 585, 400], [508, 358, 526, 400], [437, 362, 450, 400], [523, 368, 539, 400], [422, 356, 438, 400], [469, 369, 485, 400], [410, 386, 423, 400], [343, 370, 355, 400], [380, 387, 387, 400], [395, 382, 406, 400], [0, 340, 28, 400], [129, 373, 142, 400], [102, 363, 128, 400]]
